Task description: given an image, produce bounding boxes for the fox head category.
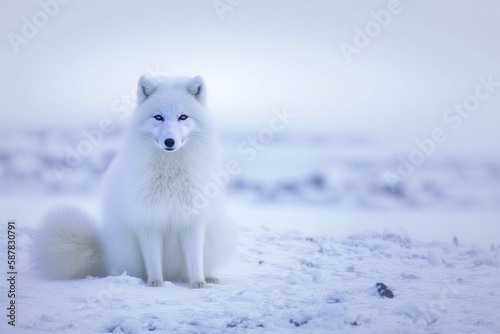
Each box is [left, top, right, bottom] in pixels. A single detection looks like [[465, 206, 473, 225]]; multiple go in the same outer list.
[[132, 75, 210, 152]]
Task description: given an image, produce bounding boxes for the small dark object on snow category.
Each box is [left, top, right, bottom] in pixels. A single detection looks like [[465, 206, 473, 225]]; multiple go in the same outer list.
[[289, 318, 310, 327], [376, 282, 394, 298]]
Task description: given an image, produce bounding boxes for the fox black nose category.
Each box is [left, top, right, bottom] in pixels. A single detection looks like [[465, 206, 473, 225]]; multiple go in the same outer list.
[[164, 138, 175, 148]]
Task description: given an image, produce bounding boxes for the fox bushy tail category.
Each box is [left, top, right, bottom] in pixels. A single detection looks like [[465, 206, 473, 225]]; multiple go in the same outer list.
[[31, 205, 104, 279]]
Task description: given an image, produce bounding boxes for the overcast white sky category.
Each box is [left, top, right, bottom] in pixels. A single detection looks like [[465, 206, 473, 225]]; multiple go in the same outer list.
[[1, 0, 499, 152]]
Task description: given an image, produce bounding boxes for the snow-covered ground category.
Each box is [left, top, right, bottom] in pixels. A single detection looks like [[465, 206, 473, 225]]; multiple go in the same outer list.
[[0, 128, 499, 333]]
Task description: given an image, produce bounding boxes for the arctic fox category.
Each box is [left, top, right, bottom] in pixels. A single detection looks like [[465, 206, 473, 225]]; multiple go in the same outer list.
[[32, 75, 236, 288]]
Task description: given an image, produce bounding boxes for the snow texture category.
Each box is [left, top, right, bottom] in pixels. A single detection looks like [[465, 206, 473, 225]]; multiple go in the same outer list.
[[0, 216, 499, 333]]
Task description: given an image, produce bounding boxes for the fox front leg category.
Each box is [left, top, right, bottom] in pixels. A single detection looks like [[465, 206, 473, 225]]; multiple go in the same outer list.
[[138, 232, 164, 287], [181, 226, 207, 288]]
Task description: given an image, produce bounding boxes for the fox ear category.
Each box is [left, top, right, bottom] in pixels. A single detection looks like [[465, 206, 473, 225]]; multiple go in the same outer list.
[[187, 75, 206, 104], [137, 75, 158, 103]]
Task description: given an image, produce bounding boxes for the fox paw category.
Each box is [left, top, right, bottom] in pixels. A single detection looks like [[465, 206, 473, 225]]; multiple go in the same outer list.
[[147, 279, 164, 287], [191, 281, 206, 289], [205, 277, 220, 284]]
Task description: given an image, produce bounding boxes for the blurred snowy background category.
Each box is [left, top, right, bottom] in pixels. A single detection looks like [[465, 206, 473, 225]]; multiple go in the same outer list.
[[1, 0, 499, 241]]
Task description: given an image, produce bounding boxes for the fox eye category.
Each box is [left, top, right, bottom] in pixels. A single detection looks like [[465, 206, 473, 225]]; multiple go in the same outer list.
[[178, 114, 188, 121], [153, 115, 164, 121]]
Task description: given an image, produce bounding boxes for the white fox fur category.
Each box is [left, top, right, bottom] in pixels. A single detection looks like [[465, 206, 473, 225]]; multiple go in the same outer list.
[[32, 75, 236, 288], [31, 205, 104, 279]]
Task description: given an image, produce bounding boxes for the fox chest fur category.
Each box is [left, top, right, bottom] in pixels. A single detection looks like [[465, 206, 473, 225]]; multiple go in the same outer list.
[[130, 147, 211, 220]]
